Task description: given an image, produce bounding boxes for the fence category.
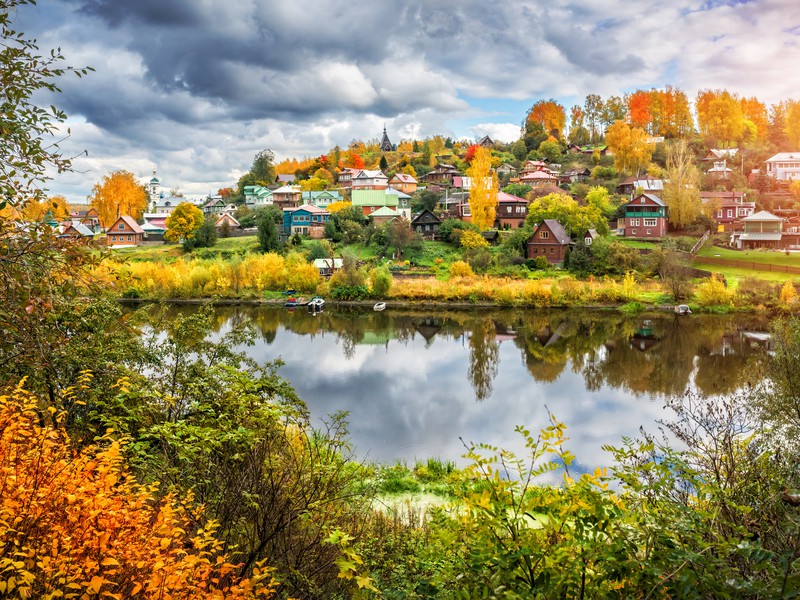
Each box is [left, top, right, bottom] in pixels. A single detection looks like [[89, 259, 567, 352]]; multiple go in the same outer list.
[[693, 255, 800, 275]]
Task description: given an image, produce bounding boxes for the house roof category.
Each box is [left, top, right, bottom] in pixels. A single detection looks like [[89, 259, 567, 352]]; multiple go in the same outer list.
[[705, 148, 739, 160], [496, 191, 527, 203], [273, 185, 301, 194], [385, 186, 411, 199], [585, 229, 599, 239], [390, 173, 417, 184], [629, 193, 665, 206], [411, 209, 441, 224], [520, 171, 557, 180], [215, 213, 240, 226], [113, 215, 145, 234], [743, 210, 783, 222], [285, 203, 329, 214], [739, 232, 783, 241], [63, 222, 94, 236], [141, 221, 165, 232], [353, 169, 387, 179], [765, 152, 800, 162], [277, 174, 296, 183], [539, 219, 571, 245], [700, 191, 745, 200], [352, 189, 399, 207], [370, 206, 401, 218]]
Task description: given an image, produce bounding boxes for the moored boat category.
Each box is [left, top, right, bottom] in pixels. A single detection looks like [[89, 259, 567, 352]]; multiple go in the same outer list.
[[373, 302, 386, 312]]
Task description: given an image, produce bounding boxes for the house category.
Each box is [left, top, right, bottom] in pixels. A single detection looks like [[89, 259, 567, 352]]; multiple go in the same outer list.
[[420, 163, 460, 186], [731, 211, 784, 249], [583, 229, 600, 246], [702, 148, 738, 162], [477, 135, 494, 147], [60, 221, 94, 238], [385, 187, 412, 219], [620, 194, 668, 239], [519, 160, 549, 177], [272, 185, 302, 209], [700, 191, 754, 230], [313, 258, 343, 277], [282, 204, 330, 238], [202, 197, 228, 215], [580, 145, 609, 155], [616, 176, 664, 197], [351, 169, 388, 191], [151, 197, 182, 215], [411, 209, 442, 238], [106, 215, 144, 247], [562, 168, 591, 184], [765, 153, 800, 180], [387, 173, 418, 195], [352, 189, 400, 216], [302, 190, 342, 209], [495, 191, 529, 229], [526, 219, 573, 264], [519, 170, 558, 187], [707, 160, 732, 179], [244, 185, 274, 207], [69, 206, 100, 231], [141, 213, 168, 238], [370, 206, 401, 224], [337, 167, 359, 189], [215, 213, 240, 230], [496, 163, 517, 178], [277, 174, 296, 184]]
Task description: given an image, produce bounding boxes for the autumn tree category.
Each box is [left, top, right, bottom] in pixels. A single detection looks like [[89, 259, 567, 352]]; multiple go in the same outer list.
[[696, 90, 745, 146], [785, 100, 800, 148], [466, 146, 498, 230], [88, 170, 148, 227], [0, 383, 276, 599], [527, 99, 567, 137], [628, 90, 651, 130], [662, 139, 701, 229], [164, 201, 205, 248], [568, 105, 590, 145], [0, 0, 93, 205], [18, 194, 70, 221], [605, 120, 652, 175], [740, 96, 769, 141], [525, 192, 608, 236], [583, 94, 604, 142]]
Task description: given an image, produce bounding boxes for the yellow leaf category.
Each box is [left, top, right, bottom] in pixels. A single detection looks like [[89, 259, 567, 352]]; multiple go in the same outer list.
[[100, 558, 119, 567]]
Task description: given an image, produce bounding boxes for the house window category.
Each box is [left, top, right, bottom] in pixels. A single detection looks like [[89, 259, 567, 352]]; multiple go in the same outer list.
[[111, 236, 116, 242], [646, 230, 651, 235], [540, 231, 549, 239], [585, 237, 592, 246], [640, 198, 646, 204], [118, 223, 125, 230], [531, 248, 538, 254], [644, 218, 657, 227], [631, 229, 637, 235], [127, 235, 132, 242], [550, 248, 554, 253], [727, 209, 733, 218]]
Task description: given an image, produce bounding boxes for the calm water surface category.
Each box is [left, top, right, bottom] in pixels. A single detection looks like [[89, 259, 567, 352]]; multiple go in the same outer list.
[[190, 305, 770, 472]]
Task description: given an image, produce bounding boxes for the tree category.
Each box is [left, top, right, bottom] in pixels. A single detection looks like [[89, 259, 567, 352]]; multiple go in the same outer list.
[[585, 185, 613, 216], [527, 100, 567, 137], [785, 100, 800, 148], [0, 384, 276, 599], [662, 139, 701, 229], [386, 218, 422, 256], [466, 147, 498, 231], [369, 266, 392, 297], [379, 155, 389, 171], [251, 149, 277, 184], [696, 90, 745, 146], [525, 192, 608, 236], [0, 0, 92, 205], [164, 201, 205, 247], [583, 94, 604, 142], [18, 194, 70, 221], [88, 170, 148, 227], [256, 205, 282, 252], [193, 215, 218, 249], [537, 140, 562, 163], [412, 189, 441, 213], [627, 90, 651, 130], [605, 120, 652, 175]]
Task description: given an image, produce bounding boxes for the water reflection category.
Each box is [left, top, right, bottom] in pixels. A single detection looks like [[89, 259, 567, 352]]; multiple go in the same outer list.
[[155, 304, 771, 469]]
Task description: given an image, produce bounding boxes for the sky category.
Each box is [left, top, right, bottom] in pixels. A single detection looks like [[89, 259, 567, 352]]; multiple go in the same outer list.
[[15, 0, 800, 202]]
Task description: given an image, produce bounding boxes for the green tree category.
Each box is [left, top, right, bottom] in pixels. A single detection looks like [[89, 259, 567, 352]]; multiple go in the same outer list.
[[251, 149, 277, 184], [369, 266, 392, 297], [192, 215, 218, 249], [0, 0, 93, 204], [537, 140, 562, 163], [525, 192, 608, 236], [411, 189, 440, 212], [164, 201, 206, 248], [386, 218, 422, 256], [256, 205, 282, 252]]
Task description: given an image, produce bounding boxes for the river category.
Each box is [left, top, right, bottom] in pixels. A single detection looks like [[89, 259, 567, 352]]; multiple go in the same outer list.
[[171, 304, 771, 473]]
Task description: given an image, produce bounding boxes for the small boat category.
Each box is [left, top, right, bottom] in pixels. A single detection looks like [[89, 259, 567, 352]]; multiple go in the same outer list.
[[281, 289, 297, 296], [373, 302, 386, 312], [674, 304, 692, 315], [308, 296, 325, 311], [285, 297, 299, 308]]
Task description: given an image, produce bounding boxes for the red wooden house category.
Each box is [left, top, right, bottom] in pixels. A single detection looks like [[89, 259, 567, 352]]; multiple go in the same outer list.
[[620, 194, 668, 239], [494, 191, 529, 229], [526, 219, 573, 264], [106, 215, 144, 247]]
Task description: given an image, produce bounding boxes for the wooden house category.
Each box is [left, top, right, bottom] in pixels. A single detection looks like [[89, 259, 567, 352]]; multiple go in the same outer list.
[[272, 185, 302, 209], [411, 209, 442, 239], [370, 206, 401, 225], [700, 191, 754, 231], [69, 206, 100, 231], [282, 204, 330, 238], [620, 194, 668, 239], [351, 170, 388, 191], [313, 258, 343, 276], [387, 173, 418, 195], [215, 213, 240, 230], [731, 211, 784, 249], [106, 215, 144, 247], [494, 191, 529, 229], [583, 229, 600, 246], [519, 170, 558, 187], [526, 219, 573, 264], [420, 163, 460, 186]]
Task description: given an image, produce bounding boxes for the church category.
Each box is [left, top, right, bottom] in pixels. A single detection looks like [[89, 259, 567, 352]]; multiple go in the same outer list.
[[379, 126, 394, 152]]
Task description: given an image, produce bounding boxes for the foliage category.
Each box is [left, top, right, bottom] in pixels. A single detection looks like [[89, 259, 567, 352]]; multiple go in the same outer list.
[[525, 192, 608, 236], [438, 218, 476, 244], [369, 266, 392, 297], [502, 183, 532, 198], [537, 139, 562, 163], [89, 170, 149, 227], [694, 274, 734, 306], [663, 139, 702, 229], [0, 382, 276, 599], [649, 248, 693, 301], [386, 218, 422, 256], [465, 147, 498, 230], [449, 261, 474, 278], [780, 280, 798, 306], [459, 229, 489, 249], [526, 99, 567, 136], [256, 205, 282, 252], [0, 0, 93, 204], [605, 120, 652, 175], [164, 201, 205, 246]]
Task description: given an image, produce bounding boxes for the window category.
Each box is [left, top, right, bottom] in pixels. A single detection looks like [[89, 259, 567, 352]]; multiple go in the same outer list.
[[630, 219, 640, 226], [540, 230, 549, 239], [118, 223, 125, 230], [585, 237, 592, 246], [727, 209, 733, 218], [644, 218, 657, 227], [631, 229, 637, 235], [531, 248, 538, 254], [646, 230, 651, 235], [640, 198, 646, 204], [127, 235, 132, 242], [550, 248, 554, 254], [111, 235, 116, 242]]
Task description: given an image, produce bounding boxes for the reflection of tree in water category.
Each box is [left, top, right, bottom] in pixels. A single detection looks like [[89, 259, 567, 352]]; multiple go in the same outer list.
[[468, 318, 499, 401]]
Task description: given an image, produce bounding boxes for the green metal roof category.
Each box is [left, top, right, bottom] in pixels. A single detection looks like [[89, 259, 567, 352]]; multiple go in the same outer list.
[[351, 190, 398, 207]]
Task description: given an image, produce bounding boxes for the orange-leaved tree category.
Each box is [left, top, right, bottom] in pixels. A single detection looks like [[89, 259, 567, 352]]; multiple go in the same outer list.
[[89, 170, 148, 228], [0, 381, 276, 600]]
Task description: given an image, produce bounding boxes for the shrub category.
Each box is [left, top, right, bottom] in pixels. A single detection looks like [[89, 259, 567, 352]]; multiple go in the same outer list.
[[449, 261, 474, 278], [694, 274, 735, 306], [460, 229, 489, 249], [369, 266, 392, 297]]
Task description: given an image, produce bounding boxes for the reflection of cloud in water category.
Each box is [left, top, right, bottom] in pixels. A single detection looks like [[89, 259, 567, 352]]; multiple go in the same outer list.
[[239, 322, 667, 472]]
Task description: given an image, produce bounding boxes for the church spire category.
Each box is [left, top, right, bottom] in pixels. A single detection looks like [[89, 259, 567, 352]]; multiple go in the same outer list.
[[380, 124, 393, 152]]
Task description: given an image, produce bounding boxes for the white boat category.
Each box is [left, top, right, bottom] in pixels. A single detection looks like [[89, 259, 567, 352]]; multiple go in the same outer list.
[[674, 304, 692, 315], [308, 296, 325, 310], [373, 302, 386, 312]]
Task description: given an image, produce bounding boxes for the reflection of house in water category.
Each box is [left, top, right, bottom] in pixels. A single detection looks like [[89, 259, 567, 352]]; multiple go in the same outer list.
[[415, 317, 442, 347], [535, 322, 568, 347], [630, 319, 661, 352], [357, 331, 394, 347], [715, 330, 772, 356], [495, 323, 518, 343]]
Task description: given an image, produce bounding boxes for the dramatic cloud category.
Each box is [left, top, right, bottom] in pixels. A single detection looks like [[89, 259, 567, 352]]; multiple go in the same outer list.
[[15, 0, 800, 201]]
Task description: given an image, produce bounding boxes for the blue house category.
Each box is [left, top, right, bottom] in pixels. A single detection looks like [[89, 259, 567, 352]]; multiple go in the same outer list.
[[282, 203, 331, 239]]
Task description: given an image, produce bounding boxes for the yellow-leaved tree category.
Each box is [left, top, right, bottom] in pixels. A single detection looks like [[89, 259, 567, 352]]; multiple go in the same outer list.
[[605, 120, 652, 175], [466, 146, 498, 231], [165, 201, 205, 243], [89, 170, 148, 227]]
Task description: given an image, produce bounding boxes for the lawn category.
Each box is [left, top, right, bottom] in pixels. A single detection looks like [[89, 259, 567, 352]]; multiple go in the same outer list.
[[113, 235, 260, 262], [692, 262, 797, 287], [696, 244, 800, 267], [618, 239, 658, 250]]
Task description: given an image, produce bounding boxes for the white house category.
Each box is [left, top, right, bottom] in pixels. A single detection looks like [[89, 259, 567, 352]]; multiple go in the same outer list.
[[765, 153, 800, 180]]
